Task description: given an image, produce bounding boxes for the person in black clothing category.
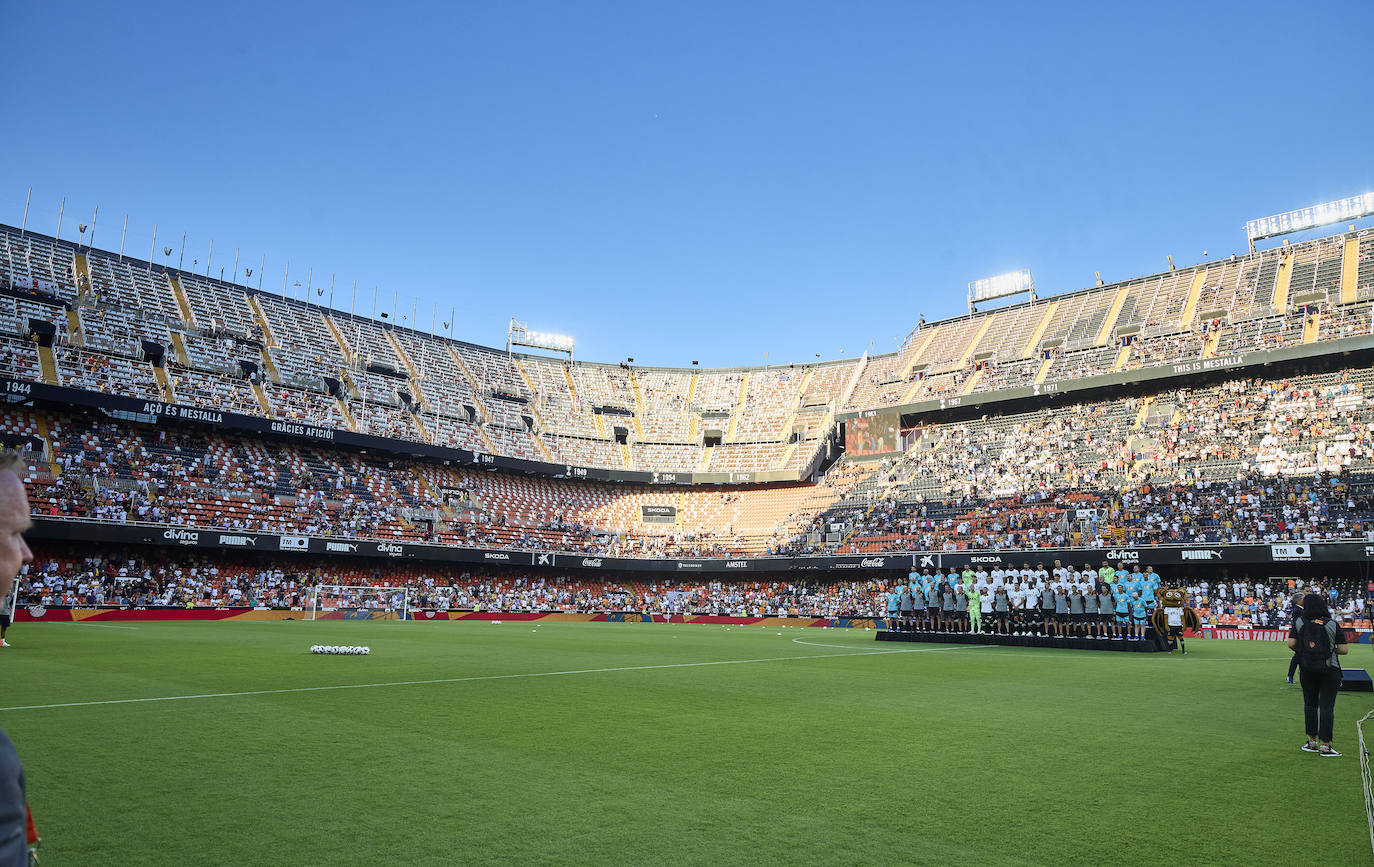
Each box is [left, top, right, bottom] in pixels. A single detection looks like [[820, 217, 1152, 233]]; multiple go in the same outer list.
[[1287, 593, 1349, 757], [1285, 591, 1303, 683], [0, 452, 35, 864]]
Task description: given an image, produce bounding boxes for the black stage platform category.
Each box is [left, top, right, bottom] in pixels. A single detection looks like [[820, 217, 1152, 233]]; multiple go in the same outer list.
[[877, 629, 1166, 653]]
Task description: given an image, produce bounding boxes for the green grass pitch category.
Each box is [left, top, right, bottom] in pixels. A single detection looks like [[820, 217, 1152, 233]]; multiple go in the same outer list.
[[2, 620, 1371, 864]]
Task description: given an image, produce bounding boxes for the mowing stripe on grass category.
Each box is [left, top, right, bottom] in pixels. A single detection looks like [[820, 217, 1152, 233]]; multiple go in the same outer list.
[[0, 644, 986, 712]]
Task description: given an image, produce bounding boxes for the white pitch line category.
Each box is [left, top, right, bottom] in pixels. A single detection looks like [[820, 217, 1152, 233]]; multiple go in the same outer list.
[[27, 622, 138, 630], [0, 644, 977, 712]]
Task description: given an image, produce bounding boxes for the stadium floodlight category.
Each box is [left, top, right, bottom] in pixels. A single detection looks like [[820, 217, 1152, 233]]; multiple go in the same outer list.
[[508, 318, 576, 358], [968, 269, 1035, 313], [1245, 192, 1374, 249]]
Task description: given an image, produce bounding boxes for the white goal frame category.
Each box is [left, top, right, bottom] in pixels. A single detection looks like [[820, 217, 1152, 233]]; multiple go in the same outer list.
[[308, 584, 409, 621]]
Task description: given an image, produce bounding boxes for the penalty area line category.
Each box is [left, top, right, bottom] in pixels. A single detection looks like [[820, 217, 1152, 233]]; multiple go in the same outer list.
[[0, 645, 973, 712]]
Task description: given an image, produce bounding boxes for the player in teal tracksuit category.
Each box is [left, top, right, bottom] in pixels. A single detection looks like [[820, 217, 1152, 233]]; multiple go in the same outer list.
[[1130, 593, 1149, 640], [886, 589, 901, 631], [1113, 586, 1131, 639]]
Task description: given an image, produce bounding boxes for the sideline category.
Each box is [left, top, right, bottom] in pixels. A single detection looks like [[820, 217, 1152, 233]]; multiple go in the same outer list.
[[0, 644, 979, 713]]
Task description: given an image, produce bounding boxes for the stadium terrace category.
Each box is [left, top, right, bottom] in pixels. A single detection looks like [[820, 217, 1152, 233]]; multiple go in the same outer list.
[[2, 221, 1374, 632]]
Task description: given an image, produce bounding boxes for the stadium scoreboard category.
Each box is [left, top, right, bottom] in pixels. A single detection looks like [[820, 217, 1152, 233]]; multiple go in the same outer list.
[[1245, 192, 1374, 245], [845, 411, 901, 457], [968, 269, 1035, 312]]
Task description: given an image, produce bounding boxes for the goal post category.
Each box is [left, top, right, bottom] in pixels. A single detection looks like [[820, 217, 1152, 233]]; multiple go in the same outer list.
[[308, 584, 410, 621]]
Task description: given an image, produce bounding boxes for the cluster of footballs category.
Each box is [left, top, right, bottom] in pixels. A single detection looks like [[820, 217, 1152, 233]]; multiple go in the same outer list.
[[310, 645, 370, 655]]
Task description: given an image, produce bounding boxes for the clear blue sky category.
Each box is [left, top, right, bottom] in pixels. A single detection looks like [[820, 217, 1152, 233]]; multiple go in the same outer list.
[[5, 1, 1373, 368]]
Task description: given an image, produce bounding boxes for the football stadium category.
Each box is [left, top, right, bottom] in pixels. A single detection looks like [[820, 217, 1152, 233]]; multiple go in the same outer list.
[[6, 2, 1374, 864]]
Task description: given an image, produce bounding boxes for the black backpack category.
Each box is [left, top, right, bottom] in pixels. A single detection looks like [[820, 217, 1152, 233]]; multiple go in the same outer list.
[[1296, 617, 1334, 674]]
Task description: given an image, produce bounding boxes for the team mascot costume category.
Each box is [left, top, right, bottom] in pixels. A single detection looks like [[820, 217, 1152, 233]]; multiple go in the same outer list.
[[1150, 586, 1200, 653]]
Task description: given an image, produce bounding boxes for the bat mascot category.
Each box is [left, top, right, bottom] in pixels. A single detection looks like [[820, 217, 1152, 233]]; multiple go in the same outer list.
[[1150, 586, 1200, 654]]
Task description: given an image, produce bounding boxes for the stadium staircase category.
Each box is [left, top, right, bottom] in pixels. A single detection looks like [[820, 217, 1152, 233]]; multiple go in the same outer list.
[[619, 442, 635, 469], [168, 332, 191, 366], [246, 296, 277, 347], [959, 318, 993, 368], [257, 348, 281, 384], [1342, 237, 1361, 304], [1177, 268, 1207, 330], [383, 331, 431, 412], [686, 372, 700, 440], [447, 347, 494, 425], [901, 329, 937, 379], [33, 414, 58, 477], [71, 254, 91, 302], [333, 397, 358, 432], [838, 354, 864, 408], [64, 311, 83, 347], [775, 369, 812, 455], [628, 370, 647, 440], [153, 366, 177, 402], [250, 381, 271, 415], [512, 361, 555, 461], [1112, 343, 1132, 371], [725, 372, 749, 442], [167, 273, 197, 327], [1096, 285, 1129, 345], [697, 446, 713, 472], [1272, 252, 1294, 311], [1200, 330, 1221, 358], [960, 368, 983, 395], [322, 314, 353, 363], [1032, 355, 1053, 384], [561, 364, 580, 406], [36, 346, 57, 385], [1303, 311, 1321, 344], [1023, 301, 1057, 358]]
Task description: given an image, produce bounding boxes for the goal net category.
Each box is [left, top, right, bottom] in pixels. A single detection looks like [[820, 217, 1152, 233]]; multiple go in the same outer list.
[[1359, 708, 1374, 855], [308, 584, 409, 621]]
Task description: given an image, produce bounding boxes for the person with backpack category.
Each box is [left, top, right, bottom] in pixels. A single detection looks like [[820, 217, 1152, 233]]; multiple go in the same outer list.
[[1287, 593, 1349, 757]]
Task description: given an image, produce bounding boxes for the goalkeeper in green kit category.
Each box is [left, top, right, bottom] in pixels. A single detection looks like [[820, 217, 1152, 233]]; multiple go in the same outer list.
[[967, 583, 982, 633]]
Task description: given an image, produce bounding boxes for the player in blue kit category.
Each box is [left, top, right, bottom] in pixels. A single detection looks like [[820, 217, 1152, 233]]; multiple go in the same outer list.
[[886, 587, 902, 631]]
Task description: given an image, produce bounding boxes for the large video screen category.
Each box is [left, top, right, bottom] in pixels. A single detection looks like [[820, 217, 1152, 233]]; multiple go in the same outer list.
[[845, 412, 900, 457]]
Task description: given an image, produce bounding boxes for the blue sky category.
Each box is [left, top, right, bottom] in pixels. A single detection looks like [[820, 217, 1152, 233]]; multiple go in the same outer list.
[[5, 1, 1373, 368]]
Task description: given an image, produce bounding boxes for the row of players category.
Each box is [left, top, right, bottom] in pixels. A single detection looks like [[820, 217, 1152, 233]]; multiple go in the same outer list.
[[886, 560, 1166, 639]]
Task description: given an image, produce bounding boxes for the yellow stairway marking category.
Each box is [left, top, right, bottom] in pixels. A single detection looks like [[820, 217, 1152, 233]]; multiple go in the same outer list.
[[1096, 285, 1129, 346], [66, 311, 84, 347], [562, 364, 580, 402], [33, 413, 58, 477], [618, 442, 633, 469], [476, 426, 498, 454], [72, 254, 91, 301], [1302, 311, 1320, 344], [1134, 396, 1153, 428], [1201, 330, 1221, 357], [258, 348, 281, 384], [1177, 268, 1207, 330], [1341, 237, 1360, 305], [384, 330, 419, 378], [901, 328, 939, 378], [335, 398, 358, 432], [594, 413, 608, 438], [959, 368, 983, 395], [251, 381, 271, 415], [167, 273, 197, 327], [322, 314, 353, 362], [697, 446, 713, 472], [628, 370, 646, 439], [36, 346, 58, 385], [154, 366, 176, 402], [1032, 356, 1054, 385], [687, 372, 700, 440], [246, 296, 276, 347], [1021, 301, 1057, 359], [532, 433, 553, 462], [776, 440, 798, 471], [446, 347, 493, 425], [1112, 343, 1132, 371], [726, 372, 749, 442], [1272, 253, 1293, 311], [957, 317, 993, 367], [411, 413, 430, 442], [169, 332, 191, 366]]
